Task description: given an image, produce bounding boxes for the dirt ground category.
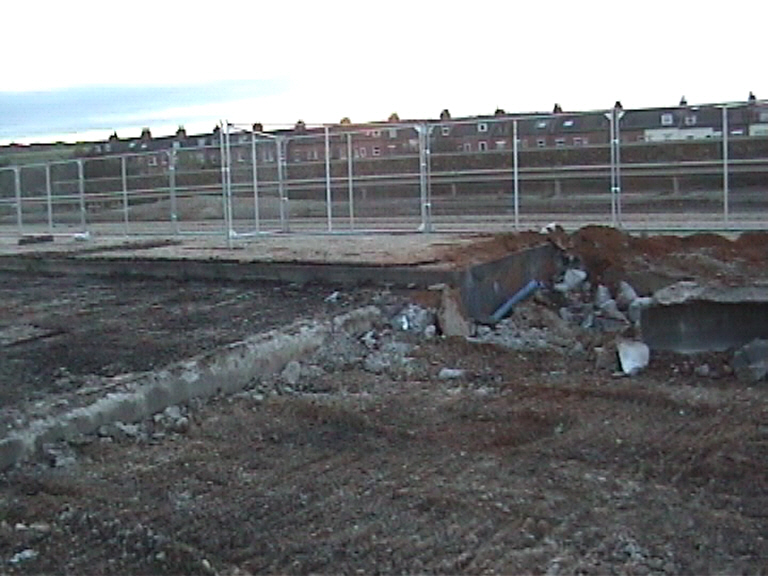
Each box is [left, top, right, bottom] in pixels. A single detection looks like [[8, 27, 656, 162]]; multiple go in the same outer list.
[[0, 227, 766, 575]]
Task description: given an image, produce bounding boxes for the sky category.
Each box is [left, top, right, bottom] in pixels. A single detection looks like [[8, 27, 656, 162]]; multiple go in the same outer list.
[[2, 0, 766, 145]]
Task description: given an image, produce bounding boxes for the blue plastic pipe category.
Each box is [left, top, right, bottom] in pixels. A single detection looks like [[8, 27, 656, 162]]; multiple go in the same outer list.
[[490, 279, 544, 323]]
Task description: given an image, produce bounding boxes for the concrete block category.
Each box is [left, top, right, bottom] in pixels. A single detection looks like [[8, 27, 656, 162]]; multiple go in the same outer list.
[[438, 287, 472, 338]]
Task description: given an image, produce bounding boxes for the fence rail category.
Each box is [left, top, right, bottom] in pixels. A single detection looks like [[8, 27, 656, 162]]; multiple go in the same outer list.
[[2, 106, 767, 242]]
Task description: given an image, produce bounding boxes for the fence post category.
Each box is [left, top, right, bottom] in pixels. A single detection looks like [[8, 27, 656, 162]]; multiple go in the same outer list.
[[13, 167, 22, 235], [276, 137, 288, 233], [513, 119, 519, 230], [615, 109, 624, 227], [251, 131, 260, 233], [325, 126, 333, 232], [722, 106, 730, 226], [77, 159, 87, 232], [45, 163, 53, 233], [218, 123, 231, 248], [418, 124, 431, 233], [121, 156, 129, 235], [606, 110, 617, 226], [169, 150, 179, 235], [347, 132, 354, 230]]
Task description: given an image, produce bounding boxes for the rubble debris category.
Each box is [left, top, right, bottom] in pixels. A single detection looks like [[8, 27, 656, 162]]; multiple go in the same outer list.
[[616, 280, 639, 310], [554, 268, 588, 293], [732, 339, 768, 384], [393, 304, 434, 334], [617, 340, 650, 376]]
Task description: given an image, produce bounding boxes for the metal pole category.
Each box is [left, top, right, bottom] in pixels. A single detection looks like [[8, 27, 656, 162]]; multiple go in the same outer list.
[[722, 106, 730, 225], [607, 111, 617, 226], [225, 123, 234, 240], [425, 126, 432, 233], [347, 132, 354, 230], [121, 155, 129, 235], [77, 159, 87, 232], [168, 150, 178, 235], [251, 131, 260, 233], [616, 110, 623, 227], [13, 167, 22, 235], [218, 123, 231, 247], [513, 119, 519, 230], [418, 125, 429, 232], [276, 137, 287, 232], [324, 126, 332, 232], [45, 163, 53, 233]]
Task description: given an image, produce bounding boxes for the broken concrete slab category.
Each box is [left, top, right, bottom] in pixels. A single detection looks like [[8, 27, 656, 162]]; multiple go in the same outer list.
[[732, 339, 768, 384], [641, 282, 768, 353], [438, 287, 473, 338], [459, 243, 561, 323]]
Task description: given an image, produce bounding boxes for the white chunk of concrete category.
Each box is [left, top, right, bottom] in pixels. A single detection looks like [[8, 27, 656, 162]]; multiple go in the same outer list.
[[617, 340, 650, 376]]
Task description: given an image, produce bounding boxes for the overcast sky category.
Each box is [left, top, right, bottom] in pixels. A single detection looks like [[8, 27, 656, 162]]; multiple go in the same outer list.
[[2, 0, 765, 144]]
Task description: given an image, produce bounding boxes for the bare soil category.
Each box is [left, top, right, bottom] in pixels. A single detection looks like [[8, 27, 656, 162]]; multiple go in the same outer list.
[[0, 227, 766, 575]]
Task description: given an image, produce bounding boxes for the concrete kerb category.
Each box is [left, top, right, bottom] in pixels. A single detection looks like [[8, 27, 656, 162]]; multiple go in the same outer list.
[[0, 305, 382, 471]]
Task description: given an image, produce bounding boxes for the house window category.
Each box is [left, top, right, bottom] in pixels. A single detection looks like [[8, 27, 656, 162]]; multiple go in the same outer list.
[[661, 113, 674, 126], [537, 138, 546, 148], [104, 143, 112, 152], [372, 146, 380, 156], [148, 156, 158, 167], [759, 112, 768, 122], [237, 152, 246, 163], [389, 128, 397, 139], [636, 135, 645, 141], [536, 120, 548, 129], [462, 142, 472, 152], [93, 144, 101, 153], [477, 122, 488, 132], [359, 147, 367, 157], [582, 137, 589, 145], [197, 138, 207, 147], [495, 140, 506, 150], [371, 130, 380, 138], [555, 138, 565, 147], [172, 141, 180, 149], [387, 144, 397, 150], [684, 115, 697, 126], [442, 126, 451, 136], [239, 135, 249, 144], [563, 120, 574, 128], [197, 152, 206, 163], [478, 141, 488, 152], [573, 137, 582, 146], [731, 129, 744, 136]]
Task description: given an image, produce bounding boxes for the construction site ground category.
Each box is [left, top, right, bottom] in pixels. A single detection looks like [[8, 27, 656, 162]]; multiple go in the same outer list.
[[0, 227, 766, 575]]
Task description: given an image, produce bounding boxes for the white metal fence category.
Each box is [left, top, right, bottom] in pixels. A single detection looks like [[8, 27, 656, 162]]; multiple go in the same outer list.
[[2, 103, 766, 242]]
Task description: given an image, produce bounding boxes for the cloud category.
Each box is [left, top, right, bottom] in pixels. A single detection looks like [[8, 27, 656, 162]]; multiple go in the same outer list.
[[0, 79, 290, 142]]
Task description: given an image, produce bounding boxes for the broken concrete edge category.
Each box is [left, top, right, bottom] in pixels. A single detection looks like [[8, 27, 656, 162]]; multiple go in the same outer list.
[[0, 305, 382, 472], [0, 254, 461, 289], [652, 281, 768, 306]]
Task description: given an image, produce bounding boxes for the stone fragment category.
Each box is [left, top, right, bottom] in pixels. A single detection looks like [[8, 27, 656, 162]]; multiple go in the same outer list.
[[732, 339, 768, 383], [438, 287, 472, 338], [554, 269, 588, 293], [627, 296, 654, 324], [438, 368, 466, 380], [281, 360, 302, 386], [617, 340, 650, 375], [594, 284, 612, 307], [616, 281, 639, 310]]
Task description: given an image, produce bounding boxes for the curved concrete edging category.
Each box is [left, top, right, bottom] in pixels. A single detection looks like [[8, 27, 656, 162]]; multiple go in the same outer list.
[[0, 305, 382, 471]]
